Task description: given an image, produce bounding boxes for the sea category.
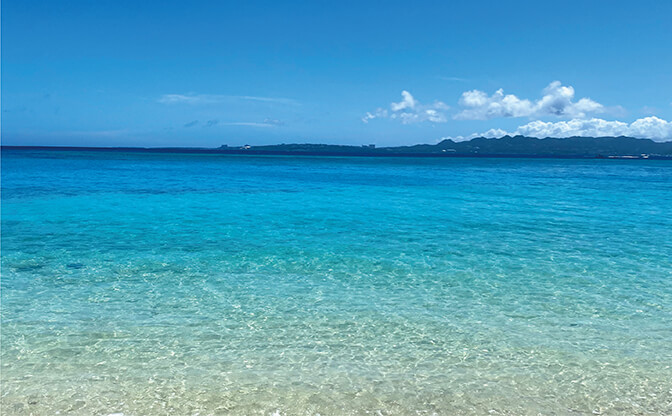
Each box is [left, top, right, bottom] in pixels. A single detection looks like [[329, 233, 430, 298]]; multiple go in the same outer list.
[[1, 148, 671, 415]]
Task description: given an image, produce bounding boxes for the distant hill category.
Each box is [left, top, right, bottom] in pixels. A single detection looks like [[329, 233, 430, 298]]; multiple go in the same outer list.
[[4, 136, 672, 159], [220, 136, 672, 158]]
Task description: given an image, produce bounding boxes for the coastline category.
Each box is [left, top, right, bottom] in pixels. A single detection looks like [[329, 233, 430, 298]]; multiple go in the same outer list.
[[3, 145, 672, 160]]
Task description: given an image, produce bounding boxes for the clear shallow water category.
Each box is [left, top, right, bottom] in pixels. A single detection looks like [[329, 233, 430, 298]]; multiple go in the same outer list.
[[1, 149, 671, 416]]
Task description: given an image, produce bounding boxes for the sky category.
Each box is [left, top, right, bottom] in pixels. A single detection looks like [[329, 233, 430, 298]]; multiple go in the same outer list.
[[2, 0, 672, 147]]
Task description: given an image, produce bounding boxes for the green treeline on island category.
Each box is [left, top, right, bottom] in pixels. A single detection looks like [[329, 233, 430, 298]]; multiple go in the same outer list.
[[217, 136, 672, 158], [5, 136, 672, 159]]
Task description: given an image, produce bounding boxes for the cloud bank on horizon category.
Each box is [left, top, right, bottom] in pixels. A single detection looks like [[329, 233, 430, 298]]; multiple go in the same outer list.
[[445, 116, 672, 142], [364, 81, 672, 142]]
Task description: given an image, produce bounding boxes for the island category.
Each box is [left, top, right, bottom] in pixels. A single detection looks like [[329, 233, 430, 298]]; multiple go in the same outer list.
[[4, 136, 672, 159], [217, 136, 672, 159]]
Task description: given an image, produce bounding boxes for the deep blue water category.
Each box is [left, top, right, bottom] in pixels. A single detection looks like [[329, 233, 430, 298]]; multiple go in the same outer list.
[[2, 148, 671, 415]]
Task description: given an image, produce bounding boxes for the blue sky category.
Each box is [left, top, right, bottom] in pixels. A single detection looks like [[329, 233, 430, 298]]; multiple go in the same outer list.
[[2, 0, 671, 146]]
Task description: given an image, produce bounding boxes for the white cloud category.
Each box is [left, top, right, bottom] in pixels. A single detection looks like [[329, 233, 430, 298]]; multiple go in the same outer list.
[[363, 91, 449, 124], [391, 90, 417, 111], [362, 108, 388, 123], [220, 122, 277, 127], [626, 117, 672, 140], [444, 117, 672, 142], [159, 94, 204, 104], [220, 118, 284, 127], [454, 81, 604, 120], [183, 118, 285, 128], [438, 76, 467, 82], [158, 94, 297, 105]]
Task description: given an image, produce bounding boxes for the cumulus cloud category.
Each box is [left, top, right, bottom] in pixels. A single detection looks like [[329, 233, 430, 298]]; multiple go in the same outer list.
[[454, 81, 604, 120], [445, 117, 672, 142], [363, 91, 449, 124], [362, 108, 388, 123]]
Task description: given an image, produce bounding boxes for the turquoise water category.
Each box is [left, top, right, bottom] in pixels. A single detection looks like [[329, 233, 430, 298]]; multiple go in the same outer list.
[[1, 149, 671, 415]]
